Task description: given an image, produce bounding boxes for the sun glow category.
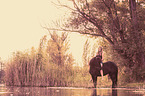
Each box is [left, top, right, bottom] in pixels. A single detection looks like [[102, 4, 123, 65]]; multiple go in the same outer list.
[[0, 0, 69, 61]]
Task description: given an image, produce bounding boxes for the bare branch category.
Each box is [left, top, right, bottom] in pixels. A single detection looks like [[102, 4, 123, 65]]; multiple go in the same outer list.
[[43, 27, 104, 37], [77, 11, 114, 44], [82, 32, 105, 37], [51, 0, 77, 11], [48, 0, 114, 45], [43, 26, 114, 45], [43, 27, 82, 33]]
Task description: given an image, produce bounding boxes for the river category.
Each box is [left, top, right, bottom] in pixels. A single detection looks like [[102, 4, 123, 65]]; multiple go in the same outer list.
[[0, 85, 145, 96]]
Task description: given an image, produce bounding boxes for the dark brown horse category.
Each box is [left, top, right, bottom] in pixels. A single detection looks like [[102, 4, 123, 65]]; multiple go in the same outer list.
[[89, 55, 118, 88]]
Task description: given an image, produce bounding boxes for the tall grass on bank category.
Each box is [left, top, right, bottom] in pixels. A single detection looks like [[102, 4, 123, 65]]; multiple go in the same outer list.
[[4, 33, 93, 87], [4, 51, 113, 87], [4, 50, 90, 87]]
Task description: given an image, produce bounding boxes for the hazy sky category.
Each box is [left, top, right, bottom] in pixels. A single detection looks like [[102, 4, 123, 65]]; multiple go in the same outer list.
[[0, 0, 97, 64]]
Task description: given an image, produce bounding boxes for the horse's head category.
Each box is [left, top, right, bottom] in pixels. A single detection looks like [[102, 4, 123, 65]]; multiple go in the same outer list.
[[89, 55, 102, 67], [95, 55, 102, 64]]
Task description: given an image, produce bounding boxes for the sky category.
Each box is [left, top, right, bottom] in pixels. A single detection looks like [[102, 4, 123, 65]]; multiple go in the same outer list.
[[0, 0, 97, 64]]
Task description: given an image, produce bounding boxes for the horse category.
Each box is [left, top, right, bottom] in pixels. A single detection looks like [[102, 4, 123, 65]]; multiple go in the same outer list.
[[89, 55, 118, 88]]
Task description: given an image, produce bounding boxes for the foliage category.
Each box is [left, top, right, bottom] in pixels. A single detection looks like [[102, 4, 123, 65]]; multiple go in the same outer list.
[[5, 51, 37, 86], [82, 39, 90, 66], [45, 32, 75, 86], [46, 32, 73, 66]]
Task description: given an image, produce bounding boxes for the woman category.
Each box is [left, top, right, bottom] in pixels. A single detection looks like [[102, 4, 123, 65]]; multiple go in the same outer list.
[[97, 46, 103, 80]]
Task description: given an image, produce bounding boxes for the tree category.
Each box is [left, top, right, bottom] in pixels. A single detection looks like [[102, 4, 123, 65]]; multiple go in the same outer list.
[[36, 35, 47, 72], [45, 31, 75, 86], [50, 0, 145, 81], [46, 32, 73, 66]]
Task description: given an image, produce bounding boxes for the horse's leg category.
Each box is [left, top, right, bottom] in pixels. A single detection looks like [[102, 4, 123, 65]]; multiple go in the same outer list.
[[109, 73, 117, 88], [91, 75, 97, 88], [115, 72, 118, 87], [109, 74, 115, 88], [114, 71, 118, 88]]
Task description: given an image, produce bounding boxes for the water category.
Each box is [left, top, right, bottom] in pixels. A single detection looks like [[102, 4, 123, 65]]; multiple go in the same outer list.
[[0, 85, 145, 96]]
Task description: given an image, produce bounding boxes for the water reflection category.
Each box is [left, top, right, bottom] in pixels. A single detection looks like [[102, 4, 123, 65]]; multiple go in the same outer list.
[[91, 89, 117, 96], [90, 88, 143, 96], [91, 89, 97, 96], [0, 85, 144, 96], [112, 89, 117, 96]]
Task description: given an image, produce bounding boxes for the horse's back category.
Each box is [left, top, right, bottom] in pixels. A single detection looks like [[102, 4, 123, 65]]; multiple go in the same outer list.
[[104, 61, 117, 67], [103, 61, 118, 73]]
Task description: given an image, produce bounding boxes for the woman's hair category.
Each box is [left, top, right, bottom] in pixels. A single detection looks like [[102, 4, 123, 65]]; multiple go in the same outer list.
[[97, 46, 103, 58]]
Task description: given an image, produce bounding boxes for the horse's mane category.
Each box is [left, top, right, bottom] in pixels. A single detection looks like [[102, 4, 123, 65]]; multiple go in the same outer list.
[[89, 55, 102, 66]]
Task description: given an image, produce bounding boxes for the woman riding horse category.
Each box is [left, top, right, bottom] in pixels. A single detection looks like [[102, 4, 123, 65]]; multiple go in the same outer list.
[[89, 47, 118, 88]]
